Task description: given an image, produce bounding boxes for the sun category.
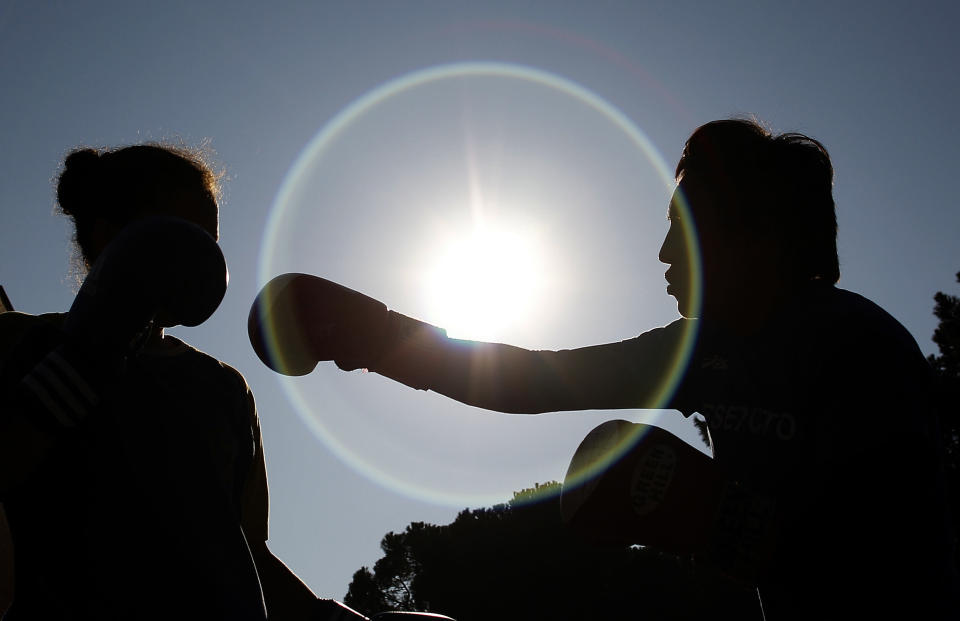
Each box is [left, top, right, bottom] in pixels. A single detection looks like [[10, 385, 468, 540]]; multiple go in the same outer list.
[[423, 225, 544, 341]]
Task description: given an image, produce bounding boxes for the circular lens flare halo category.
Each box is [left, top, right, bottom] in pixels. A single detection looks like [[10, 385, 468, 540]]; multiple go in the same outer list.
[[258, 61, 703, 507]]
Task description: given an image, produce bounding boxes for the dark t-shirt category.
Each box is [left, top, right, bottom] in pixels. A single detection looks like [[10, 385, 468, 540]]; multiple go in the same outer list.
[[0, 312, 269, 620], [636, 284, 958, 618]]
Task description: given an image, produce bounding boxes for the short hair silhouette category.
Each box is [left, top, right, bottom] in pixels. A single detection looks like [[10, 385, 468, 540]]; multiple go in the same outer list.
[[676, 118, 839, 284]]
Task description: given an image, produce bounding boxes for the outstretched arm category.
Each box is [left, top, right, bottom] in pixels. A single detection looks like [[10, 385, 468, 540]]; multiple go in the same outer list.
[[249, 274, 688, 414], [371, 314, 686, 414]]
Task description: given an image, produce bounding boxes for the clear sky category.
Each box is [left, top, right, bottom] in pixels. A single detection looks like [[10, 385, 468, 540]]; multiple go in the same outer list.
[[1, 0, 958, 601]]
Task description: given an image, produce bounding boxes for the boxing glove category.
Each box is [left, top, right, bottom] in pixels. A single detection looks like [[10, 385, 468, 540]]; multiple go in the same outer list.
[[248, 274, 448, 381], [561, 421, 777, 583], [247, 274, 388, 376]]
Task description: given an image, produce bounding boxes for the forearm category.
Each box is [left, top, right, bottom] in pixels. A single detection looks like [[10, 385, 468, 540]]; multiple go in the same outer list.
[[371, 313, 660, 413], [373, 333, 560, 413], [249, 541, 320, 620]]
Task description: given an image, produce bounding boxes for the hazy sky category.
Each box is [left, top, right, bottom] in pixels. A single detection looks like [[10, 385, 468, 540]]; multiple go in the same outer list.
[[2, 0, 958, 601]]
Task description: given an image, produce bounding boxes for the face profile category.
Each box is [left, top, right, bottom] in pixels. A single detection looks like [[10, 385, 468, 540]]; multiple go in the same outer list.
[[659, 176, 715, 320], [659, 170, 778, 325], [659, 187, 695, 318]]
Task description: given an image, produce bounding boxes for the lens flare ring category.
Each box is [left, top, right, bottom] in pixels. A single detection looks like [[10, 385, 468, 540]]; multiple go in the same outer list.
[[258, 61, 702, 506]]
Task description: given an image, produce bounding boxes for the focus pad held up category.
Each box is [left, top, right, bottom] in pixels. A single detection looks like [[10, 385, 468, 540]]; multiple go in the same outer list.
[[561, 420, 723, 553], [64, 216, 227, 348]]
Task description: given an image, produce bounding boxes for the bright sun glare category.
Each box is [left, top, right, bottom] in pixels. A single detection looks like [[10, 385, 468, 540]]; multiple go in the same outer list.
[[424, 226, 543, 341]]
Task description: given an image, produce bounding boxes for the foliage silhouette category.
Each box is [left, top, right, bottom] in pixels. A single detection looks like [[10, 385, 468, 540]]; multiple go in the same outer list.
[[928, 271, 960, 566], [344, 482, 759, 620]]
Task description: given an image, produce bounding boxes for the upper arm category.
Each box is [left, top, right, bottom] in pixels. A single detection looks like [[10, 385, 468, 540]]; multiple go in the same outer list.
[[235, 383, 322, 618], [442, 319, 694, 413], [238, 387, 270, 544], [534, 321, 695, 411], [0, 313, 62, 496]]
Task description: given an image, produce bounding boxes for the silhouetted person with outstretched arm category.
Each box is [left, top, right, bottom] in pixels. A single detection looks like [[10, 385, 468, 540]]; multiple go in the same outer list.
[[251, 119, 960, 619], [0, 145, 369, 620]]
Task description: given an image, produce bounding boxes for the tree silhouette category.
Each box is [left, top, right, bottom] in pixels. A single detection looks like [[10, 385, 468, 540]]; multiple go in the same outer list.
[[345, 482, 760, 620], [692, 415, 711, 451], [928, 271, 960, 565]]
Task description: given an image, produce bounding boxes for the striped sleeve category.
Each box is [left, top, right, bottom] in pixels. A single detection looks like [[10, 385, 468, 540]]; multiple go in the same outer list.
[[1, 313, 107, 434]]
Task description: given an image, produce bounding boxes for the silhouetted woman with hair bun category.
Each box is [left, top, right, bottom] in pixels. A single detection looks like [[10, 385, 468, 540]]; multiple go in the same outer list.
[[0, 143, 335, 620], [56, 145, 221, 274]]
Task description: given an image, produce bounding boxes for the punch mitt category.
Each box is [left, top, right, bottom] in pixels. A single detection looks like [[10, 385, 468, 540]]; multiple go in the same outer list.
[[64, 215, 227, 352], [561, 420, 777, 582], [11, 216, 227, 434]]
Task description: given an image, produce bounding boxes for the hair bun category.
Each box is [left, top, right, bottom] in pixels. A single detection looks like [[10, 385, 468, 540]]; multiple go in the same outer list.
[[57, 148, 103, 219], [64, 148, 101, 174]]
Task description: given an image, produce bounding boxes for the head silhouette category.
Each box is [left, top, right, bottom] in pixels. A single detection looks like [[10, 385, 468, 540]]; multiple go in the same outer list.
[[56, 144, 221, 274], [659, 119, 838, 320]]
